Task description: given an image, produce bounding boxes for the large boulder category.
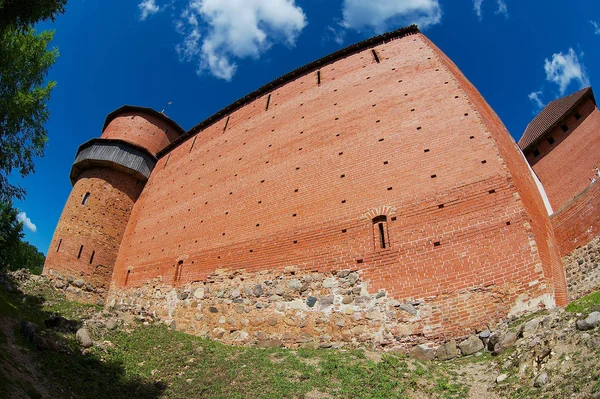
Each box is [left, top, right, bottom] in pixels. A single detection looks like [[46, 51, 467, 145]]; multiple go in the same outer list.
[[76, 328, 93, 348], [409, 344, 435, 361], [436, 340, 458, 361], [459, 335, 484, 356], [576, 311, 600, 331]]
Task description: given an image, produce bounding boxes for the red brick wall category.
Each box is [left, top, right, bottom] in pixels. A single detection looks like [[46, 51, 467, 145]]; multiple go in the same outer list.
[[552, 181, 600, 256], [422, 38, 567, 306], [101, 112, 181, 156], [524, 98, 600, 211], [43, 168, 144, 290], [110, 32, 563, 335]]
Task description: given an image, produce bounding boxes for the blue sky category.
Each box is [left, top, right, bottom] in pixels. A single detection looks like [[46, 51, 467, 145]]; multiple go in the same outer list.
[[14, 0, 599, 254]]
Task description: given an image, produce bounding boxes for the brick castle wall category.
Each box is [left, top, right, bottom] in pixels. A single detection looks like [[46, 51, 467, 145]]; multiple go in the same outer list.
[[422, 37, 567, 307], [552, 182, 600, 256], [44, 167, 144, 296], [106, 31, 563, 342]]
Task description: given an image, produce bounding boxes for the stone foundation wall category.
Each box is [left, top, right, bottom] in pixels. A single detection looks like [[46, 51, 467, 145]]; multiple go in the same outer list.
[[45, 268, 106, 306], [106, 267, 554, 349], [563, 236, 600, 301]]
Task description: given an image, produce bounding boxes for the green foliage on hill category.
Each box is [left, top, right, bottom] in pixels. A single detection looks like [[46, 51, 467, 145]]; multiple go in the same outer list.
[[0, 202, 45, 274]]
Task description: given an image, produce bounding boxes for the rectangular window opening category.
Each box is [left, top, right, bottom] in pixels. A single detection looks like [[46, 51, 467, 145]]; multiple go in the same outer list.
[[89, 250, 95, 265], [189, 136, 197, 153], [532, 148, 540, 157], [265, 94, 271, 111], [378, 223, 386, 249], [547, 136, 555, 145], [82, 192, 90, 205], [223, 116, 230, 132], [56, 239, 62, 252], [317, 70, 321, 86], [125, 270, 130, 286], [561, 124, 568, 132], [164, 154, 171, 168], [77, 245, 83, 259], [574, 112, 581, 120], [433, 241, 441, 247], [371, 49, 380, 63]]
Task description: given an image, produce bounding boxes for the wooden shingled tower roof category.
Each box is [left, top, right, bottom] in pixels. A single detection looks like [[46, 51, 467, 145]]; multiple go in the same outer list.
[[519, 87, 595, 151]]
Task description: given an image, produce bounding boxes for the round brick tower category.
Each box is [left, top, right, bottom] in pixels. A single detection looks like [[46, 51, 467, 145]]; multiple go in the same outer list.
[[43, 106, 184, 301]]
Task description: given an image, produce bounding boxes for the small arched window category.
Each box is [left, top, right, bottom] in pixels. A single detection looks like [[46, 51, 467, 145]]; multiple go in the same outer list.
[[174, 260, 183, 283], [372, 215, 390, 249], [82, 192, 90, 205]]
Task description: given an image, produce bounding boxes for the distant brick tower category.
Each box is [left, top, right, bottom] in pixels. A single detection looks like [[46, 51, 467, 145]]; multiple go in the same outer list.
[[43, 106, 184, 300]]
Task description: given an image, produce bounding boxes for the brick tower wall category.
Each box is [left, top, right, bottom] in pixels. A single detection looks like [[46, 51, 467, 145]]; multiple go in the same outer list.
[[106, 31, 563, 346], [44, 167, 144, 297], [523, 97, 600, 212], [101, 111, 182, 157]]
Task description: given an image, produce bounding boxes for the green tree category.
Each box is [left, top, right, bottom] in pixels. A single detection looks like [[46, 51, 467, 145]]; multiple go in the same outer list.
[[0, 27, 57, 202], [0, 202, 23, 269], [9, 241, 46, 275], [0, 0, 67, 32]]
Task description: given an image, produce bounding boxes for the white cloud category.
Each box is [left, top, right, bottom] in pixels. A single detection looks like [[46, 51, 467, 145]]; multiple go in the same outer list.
[[341, 0, 442, 33], [544, 48, 590, 95], [496, 0, 508, 17], [528, 91, 545, 113], [325, 25, 345, 45], [17, 212, 36, 233], [590, 20, 600, 35], [473, 0, 508, 20], [473, 0, 483, 19], [176, 0, 307, 81], [138, 0, 161, 21]]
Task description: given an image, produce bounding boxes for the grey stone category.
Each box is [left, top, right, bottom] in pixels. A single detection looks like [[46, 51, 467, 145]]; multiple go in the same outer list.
[[322, 278, 337, 288], [479, 330, 491, 339], [106, 319, 118, 330], [347, 272, 359, 285], [230, 331, 249, 341], [375, 291, 385, 299], [231, 288, 241, 299], [399, 303, 417, 316], [76, 328, 93, 348], [496, 374, 508, 383], [72, 279, 85, 288], [54, 280, 64, 289], [193, 287, 204, 299], [306, 296, 317, 307], [209, 307, 219, 313], [338, 270, 350, 278], [459, 335, 484, 356], [366, 309, 382, 321], [84, 282, 95, 292], [319, 296, 334, 307], [534, 372, 548, 388], [342, 295, 353, 304], [520, 318, 539, 337], [253, 284, 264, 297], [493, 332, 518, 355], [409, 344, 435, 361], [21, 320, 36, 343], [436, 340, 458, 361], [288, 279, 303, 291], [335, 317, 345, 328], [576, 311, 600, 331], [296, 333, 314, 343]]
